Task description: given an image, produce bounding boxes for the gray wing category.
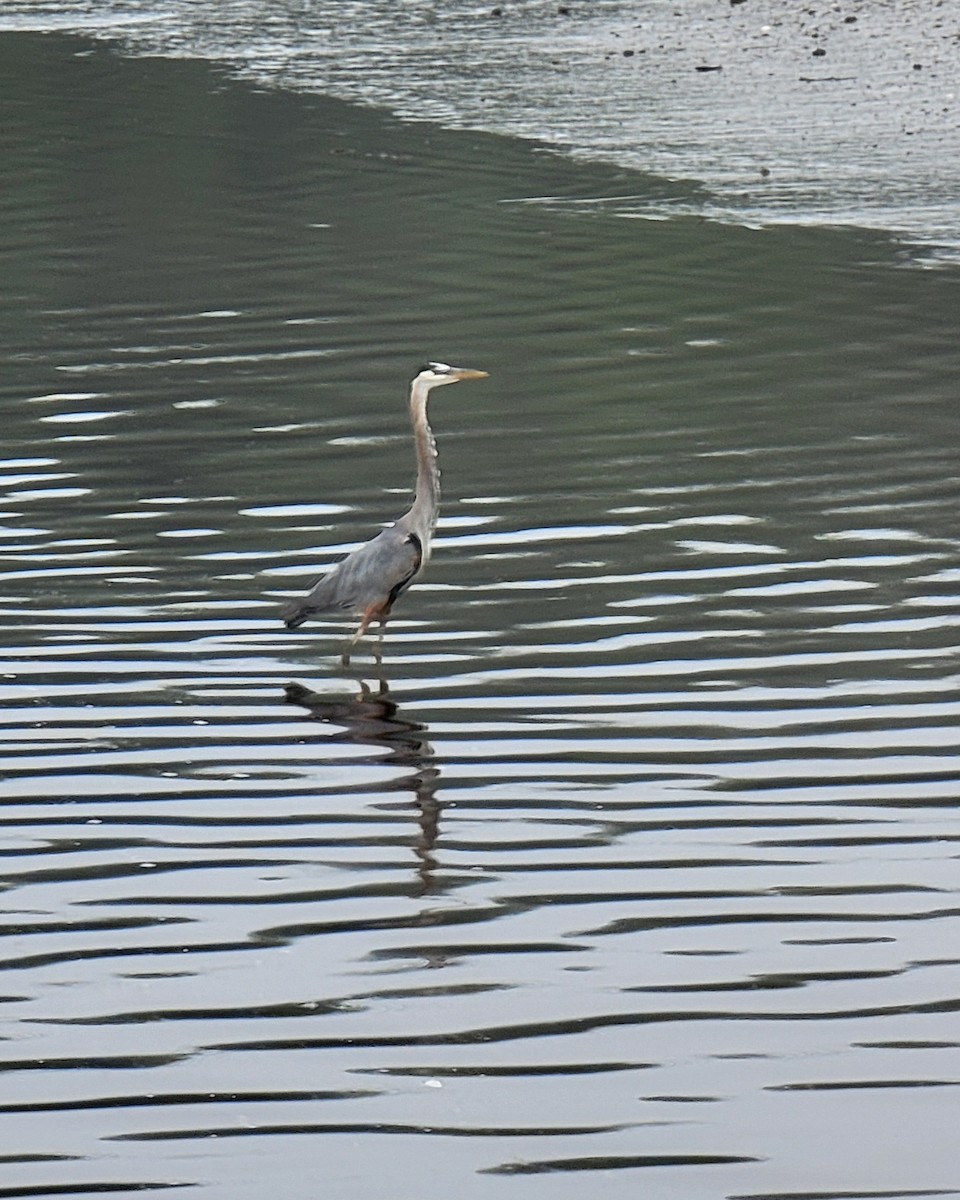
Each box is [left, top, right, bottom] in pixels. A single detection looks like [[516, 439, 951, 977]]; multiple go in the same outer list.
[[281, 525, 422, 629]]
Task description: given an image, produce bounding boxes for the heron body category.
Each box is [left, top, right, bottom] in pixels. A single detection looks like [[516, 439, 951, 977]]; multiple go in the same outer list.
[[280, 361, 488, 661]]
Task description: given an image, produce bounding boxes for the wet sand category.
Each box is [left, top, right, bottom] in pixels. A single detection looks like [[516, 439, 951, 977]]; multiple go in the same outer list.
[[568, 0, 960, 250]]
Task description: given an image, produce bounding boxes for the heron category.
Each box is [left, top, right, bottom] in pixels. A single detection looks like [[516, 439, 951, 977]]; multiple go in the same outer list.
[[280, 361, 489, 663]]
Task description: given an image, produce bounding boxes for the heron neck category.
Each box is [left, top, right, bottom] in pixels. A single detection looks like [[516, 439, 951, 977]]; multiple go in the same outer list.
[[409, 379, 440, 533]]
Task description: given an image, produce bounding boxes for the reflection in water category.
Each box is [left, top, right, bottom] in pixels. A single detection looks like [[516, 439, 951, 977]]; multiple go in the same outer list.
[[283, 679, 440, 894]]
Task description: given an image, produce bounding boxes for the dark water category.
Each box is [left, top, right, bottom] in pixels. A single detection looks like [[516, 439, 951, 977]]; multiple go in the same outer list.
[[1, 30, 960, 1200]]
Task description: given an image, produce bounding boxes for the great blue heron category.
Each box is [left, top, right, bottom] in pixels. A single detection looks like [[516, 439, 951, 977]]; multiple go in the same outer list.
[[280, 361, 489, 662]]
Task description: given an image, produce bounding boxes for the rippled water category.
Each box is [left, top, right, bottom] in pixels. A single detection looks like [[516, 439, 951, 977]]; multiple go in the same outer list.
[[1, 29, 960, 1200]]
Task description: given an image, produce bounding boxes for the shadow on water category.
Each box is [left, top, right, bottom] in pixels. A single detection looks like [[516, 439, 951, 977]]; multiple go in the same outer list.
[[283, 677, 441, 896]]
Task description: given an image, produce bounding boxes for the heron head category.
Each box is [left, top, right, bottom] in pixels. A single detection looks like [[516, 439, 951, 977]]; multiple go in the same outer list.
[[416, 361, 489, 387]]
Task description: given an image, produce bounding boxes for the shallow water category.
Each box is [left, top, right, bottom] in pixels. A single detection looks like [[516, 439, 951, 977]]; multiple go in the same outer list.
[[0, 29, 959, 1200]]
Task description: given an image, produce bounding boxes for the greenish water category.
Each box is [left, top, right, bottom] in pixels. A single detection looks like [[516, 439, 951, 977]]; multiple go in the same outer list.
[[0, 30, 959, 1200]]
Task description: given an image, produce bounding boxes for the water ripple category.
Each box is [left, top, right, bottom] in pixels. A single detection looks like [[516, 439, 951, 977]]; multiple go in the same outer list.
[[0, 27, 957, 1200]]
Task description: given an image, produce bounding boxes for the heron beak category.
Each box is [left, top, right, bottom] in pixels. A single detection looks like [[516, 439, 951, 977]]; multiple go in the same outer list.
[[451, 368, 489, 381]]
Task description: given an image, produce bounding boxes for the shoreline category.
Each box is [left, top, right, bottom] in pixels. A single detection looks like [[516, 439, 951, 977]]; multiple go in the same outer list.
[[1, 1, 958, 258]]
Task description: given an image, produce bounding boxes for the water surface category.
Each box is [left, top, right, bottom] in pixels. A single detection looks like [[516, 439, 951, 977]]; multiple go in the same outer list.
[[0, 30, 959, 1200]]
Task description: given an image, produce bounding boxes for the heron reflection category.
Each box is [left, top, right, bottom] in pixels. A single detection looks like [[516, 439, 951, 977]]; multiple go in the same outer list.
[[283, 678, 440, 893]]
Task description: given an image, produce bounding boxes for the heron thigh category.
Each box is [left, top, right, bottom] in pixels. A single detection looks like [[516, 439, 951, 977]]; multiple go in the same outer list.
[[356, 602, 390, 638]]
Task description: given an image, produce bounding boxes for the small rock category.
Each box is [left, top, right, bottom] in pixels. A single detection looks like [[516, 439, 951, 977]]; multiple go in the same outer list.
[[812, 47, 826, 56]]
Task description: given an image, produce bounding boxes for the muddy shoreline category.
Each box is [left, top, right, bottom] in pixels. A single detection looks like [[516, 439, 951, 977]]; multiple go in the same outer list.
[[1, 0, 958, 256]]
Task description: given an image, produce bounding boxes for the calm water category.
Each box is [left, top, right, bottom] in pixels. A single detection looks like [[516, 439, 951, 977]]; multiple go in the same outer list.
[[1, 29, 959, 1200]]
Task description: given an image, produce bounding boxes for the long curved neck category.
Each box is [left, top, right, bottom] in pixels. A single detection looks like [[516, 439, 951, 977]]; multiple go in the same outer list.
[[407, 377, 441, 540]]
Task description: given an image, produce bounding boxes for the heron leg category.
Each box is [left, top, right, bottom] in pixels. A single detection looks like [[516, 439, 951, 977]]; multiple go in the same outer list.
[[341, 623, 365, 667], [373, 623, 385, 670], [342, 604, 381, 667]]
